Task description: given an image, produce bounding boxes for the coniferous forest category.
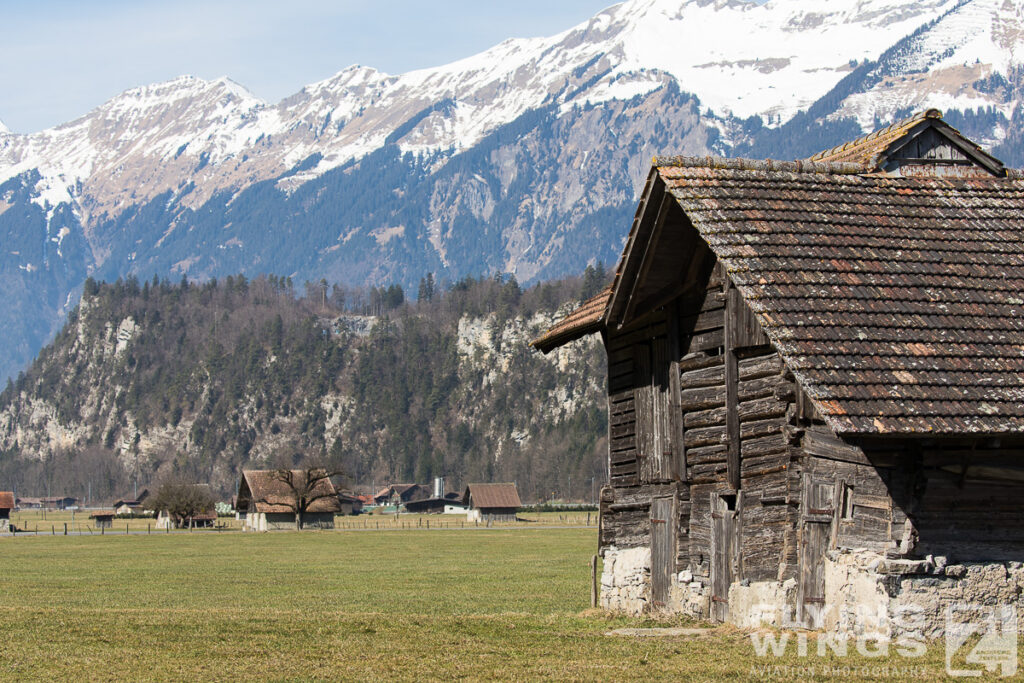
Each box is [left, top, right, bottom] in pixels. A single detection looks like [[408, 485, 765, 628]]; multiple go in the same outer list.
[[0, 267, 612, 503]]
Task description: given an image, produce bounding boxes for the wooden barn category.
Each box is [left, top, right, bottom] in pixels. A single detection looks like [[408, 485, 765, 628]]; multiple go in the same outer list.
[[336, 492, 363, 516], [533, 110, 1024, 636], [0, 491, 13, 531], [236, 469, 341, 531], [89, 511, 115, 530], [463, 483, 521, 522]]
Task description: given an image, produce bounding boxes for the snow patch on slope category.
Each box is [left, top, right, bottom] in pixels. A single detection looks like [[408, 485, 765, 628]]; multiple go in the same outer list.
[[838, 0, 1024, 130]]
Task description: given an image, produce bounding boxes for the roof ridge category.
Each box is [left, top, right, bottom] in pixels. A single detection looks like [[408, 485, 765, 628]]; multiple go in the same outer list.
[[653, 155, 865, 175]]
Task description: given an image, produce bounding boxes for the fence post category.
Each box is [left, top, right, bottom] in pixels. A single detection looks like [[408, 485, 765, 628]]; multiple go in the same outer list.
[[52, 525, 55, 535], [148, 524, 151, 535], [64, 523, 67, 536], [126, 523, 129, 535], [590, 555, 598, 608]]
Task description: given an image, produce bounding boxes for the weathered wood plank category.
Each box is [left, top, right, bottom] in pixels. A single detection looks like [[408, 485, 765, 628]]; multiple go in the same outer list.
[[738, 397, 787, 423], [684, 406, 726, 430], [678, 350, 725, 375], [680, 363, 726, 389], [680, 386, 725, 412], [684, 425, 727, 449]]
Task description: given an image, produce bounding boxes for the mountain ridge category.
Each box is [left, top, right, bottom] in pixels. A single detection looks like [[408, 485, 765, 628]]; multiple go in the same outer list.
[[3, 0, 1024, 381]]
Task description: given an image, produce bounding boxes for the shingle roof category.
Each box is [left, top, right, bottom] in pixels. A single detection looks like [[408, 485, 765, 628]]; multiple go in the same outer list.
[[531, 285, 612, 353], [463, 483, 522, 509], [653, 156, 1024, 435], [241, 470, 341, 514], [0, 492, 13, 509]]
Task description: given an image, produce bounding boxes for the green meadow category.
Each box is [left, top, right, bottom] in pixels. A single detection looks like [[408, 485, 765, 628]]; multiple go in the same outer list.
[[0, 529, 997, 681]]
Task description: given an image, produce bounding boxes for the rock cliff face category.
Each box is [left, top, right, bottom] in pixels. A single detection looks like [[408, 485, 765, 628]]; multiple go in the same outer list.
[[0, 276, 607, 500], [4, 0, 1024, 380]]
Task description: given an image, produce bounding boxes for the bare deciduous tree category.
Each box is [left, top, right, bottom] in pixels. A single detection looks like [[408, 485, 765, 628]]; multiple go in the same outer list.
[[147, 479, 215, 529], [263, 466, 343, 530]]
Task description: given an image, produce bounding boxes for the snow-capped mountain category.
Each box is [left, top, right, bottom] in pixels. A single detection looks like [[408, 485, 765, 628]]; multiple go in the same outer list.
[[0, 0, 964, 217], [2, 0, 1024, 382]]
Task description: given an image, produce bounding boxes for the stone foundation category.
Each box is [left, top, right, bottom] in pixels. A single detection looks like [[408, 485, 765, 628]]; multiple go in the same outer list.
[[600, 545, 1024, 639], [600, 546, 650, 615], [825, 550, 1024, 640], [669, 568, 711, 618], [728, 579, 798, 628]]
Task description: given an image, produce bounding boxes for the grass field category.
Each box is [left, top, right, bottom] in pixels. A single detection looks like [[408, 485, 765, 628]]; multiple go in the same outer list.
[[0, 528, 1005, 681]]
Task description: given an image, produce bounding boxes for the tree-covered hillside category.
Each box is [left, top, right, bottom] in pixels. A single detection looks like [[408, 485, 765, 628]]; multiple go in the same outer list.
[[0, 269, 610, 503]]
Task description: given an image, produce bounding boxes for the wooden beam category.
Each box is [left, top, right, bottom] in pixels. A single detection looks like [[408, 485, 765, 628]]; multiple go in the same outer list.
[[668, 302, 686, 482], [725, 284, 740, 491], [622, 192, 674, 325]]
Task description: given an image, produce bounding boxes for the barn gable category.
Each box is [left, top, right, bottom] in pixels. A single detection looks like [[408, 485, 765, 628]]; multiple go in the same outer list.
[[809, 108, 1005, 178]]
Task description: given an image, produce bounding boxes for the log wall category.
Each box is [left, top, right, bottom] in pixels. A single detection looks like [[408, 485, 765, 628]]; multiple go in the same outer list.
[[598, 258, 1024, 614]]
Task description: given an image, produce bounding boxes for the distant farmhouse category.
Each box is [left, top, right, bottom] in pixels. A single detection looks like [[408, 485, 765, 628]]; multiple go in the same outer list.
[[336, 492, 362, 516], [463, 483, 521, 522], [113, 489, 150, 516], [236, 469, 341, 531], [0, 491, 13, 531], [402, 478, 467, 514], [533, 110, 1024, 635], [374, 484, 429, 507], [17, 496, 76, 510]]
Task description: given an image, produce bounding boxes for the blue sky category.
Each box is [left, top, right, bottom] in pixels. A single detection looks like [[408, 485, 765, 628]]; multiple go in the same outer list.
[[0, 0, 619, 134]]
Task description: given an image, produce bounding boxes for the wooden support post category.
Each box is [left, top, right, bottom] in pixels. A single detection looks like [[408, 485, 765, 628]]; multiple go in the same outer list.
[[64, 523, 67, 536], [668, 302, 686, 481], [126, 523, 129, 535], [590, 555, 599, 608], [147, 524, 151, 535]]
